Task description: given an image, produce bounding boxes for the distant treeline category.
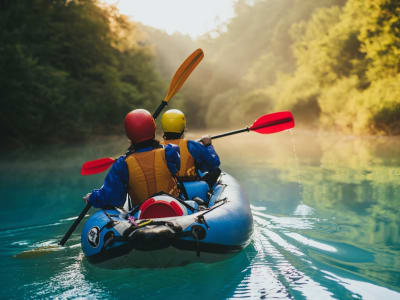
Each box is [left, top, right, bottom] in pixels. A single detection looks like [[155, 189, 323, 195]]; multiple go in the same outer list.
[[0, 0, 166, 146], [150, 0, 400, 135], [2, 0, 400, 147]]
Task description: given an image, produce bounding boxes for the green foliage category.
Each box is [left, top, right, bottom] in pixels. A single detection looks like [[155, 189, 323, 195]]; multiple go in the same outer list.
[[195, 0, 346, 129], [357, 0, 400, 80], [165, 0, 399, 135], [272, 0, 400, 135], [363, 75, 400, 134], [318, 76, 361, 132], [282, 0, 400, 135], [0, 0, 164, 146], [4, 0, 400, 141]]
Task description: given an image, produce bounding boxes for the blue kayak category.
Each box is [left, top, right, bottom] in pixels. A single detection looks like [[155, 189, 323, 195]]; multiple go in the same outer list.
[[81, 172, 253, 268]]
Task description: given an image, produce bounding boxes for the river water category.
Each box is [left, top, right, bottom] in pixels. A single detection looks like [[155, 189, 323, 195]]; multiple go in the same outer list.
[[0, 130, 399, 299]]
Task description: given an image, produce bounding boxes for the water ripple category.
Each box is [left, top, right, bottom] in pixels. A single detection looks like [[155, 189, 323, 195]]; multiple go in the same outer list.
[[248, 208, 400, 299]]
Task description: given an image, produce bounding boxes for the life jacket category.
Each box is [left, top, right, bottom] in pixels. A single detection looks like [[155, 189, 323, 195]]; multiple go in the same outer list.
[[125, 148, 179, 206], [161, 139, 197, 180]]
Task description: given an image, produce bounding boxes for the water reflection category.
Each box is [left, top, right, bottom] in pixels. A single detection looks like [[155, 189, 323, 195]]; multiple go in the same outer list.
[[285, 233, 338, 253], [322, 270, 400, 299], [1, 130, 400, 299], [247, 215, 334, 299], [211, 129, 400, 293]]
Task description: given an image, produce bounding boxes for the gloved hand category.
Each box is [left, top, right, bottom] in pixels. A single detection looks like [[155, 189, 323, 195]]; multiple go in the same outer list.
[[200, 135, 212, 146]]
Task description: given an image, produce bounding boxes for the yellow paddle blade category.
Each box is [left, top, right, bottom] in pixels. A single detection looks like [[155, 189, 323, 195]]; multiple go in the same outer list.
[[14, 245, 60, 259], [164, 48, 204, 102]]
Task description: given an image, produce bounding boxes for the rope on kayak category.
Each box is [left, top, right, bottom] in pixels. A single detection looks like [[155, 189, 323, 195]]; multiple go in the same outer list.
[[196, 215, 209, 229], [191, 227, 201, 257]]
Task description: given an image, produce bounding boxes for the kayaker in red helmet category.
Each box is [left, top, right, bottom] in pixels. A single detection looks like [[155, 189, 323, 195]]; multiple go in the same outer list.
[[83, 109, 180, 208], [160, 109, 220, 187]]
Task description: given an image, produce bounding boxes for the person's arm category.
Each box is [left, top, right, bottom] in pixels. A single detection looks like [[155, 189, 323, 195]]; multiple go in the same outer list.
[[187, 140, 220, 172], [164, 143, 180, 175], [87, 156, 129, 208]]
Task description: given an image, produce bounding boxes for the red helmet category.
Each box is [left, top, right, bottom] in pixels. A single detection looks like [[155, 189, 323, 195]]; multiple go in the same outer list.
[[124, 109, 156, 143]]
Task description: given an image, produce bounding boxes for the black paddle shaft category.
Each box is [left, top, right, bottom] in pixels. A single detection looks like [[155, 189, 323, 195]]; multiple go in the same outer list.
[[210, 117, 293, 140], [153, 101, 168, 119], [59, 202, 91, 246], [211, 128, 250, 139]]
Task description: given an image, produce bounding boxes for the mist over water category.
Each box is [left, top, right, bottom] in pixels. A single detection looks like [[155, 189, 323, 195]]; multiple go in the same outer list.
[[1, 130, 400, 299]]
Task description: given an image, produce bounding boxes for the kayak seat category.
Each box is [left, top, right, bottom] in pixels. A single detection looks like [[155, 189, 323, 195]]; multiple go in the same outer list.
[[183, 181, 209, 203]]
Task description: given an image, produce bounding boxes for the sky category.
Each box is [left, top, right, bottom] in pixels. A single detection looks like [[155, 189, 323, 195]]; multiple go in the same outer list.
[[102, 0, 237, 38]]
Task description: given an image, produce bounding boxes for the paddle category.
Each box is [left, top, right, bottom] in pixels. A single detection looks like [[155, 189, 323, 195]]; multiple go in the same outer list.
[[15, 49, 205, 257], [153, 48, 204, 119], [60, 49, 204, 245], [80, 50, 204, 175], [210, 111, 294, 139], [14, 203, 92, 258], [59, 203, 92, 246], [80, 111, 295, 176], [81, 157, 115, 176]]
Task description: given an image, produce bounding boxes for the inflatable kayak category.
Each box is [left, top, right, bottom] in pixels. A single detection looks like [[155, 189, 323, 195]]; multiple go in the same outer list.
[[81, 172, 253, 268]]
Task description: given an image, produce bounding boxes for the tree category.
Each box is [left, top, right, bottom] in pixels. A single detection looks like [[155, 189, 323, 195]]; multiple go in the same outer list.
[[0, 0, 165, 146]]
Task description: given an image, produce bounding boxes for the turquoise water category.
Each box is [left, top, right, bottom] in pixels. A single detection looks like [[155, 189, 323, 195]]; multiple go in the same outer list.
[[1, 131, 400, 299]]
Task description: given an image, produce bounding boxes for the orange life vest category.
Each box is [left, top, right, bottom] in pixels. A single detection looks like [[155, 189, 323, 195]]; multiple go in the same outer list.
[[161, 139, 197, 179], [125, 148, 179, 206]]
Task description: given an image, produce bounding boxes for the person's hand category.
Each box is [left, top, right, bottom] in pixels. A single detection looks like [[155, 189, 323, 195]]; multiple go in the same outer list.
[[200, 135, 212, 146], [83, 193, 91, 203]]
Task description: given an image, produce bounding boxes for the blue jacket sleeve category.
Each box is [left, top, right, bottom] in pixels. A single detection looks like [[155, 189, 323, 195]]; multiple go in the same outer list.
[[89, 156, 129, 208], [164, 144, 180, 175], [187, 140, 220, 172]]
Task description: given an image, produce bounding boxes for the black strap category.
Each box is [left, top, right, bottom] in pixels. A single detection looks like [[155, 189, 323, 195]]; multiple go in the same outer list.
[[177, 175, 200, 182], [192, 229, 201, 257], [200, 168, 222, 188], [129, 203, 142, 217], [174, 197, 196, 212], [176, 176, 190, 200]]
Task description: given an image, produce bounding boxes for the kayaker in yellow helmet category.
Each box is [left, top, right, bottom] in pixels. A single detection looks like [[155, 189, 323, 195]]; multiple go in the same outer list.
[[160, 109, 221, 187], [84, 109, 180, 208]]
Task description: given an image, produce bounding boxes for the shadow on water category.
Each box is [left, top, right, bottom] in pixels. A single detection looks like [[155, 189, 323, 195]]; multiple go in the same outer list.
[[1, 130, 400, 299], [82, 249, 256, 300], [9, 241, 257, 299]]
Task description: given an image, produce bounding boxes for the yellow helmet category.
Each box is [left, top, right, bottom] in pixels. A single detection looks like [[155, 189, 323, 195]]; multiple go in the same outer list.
[[161, 109, 186, 133]]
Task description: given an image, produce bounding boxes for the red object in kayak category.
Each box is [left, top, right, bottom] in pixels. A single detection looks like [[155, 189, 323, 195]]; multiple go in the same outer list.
[[138, 195, 187, 219]]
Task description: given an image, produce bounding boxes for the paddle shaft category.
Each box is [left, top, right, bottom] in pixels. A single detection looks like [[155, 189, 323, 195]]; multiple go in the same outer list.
[[211, 117, 293, 139], [153, 101, 168, 119], [153, 49, 203, 119], [59, 202, 91, 246], [211, 128, 249, 139], [80, 113, 293, 176]]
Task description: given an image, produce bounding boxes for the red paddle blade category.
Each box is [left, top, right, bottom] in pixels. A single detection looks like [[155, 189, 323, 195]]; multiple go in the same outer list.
[[81, 157, 115, 176], [249, 111, 294, 134]]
